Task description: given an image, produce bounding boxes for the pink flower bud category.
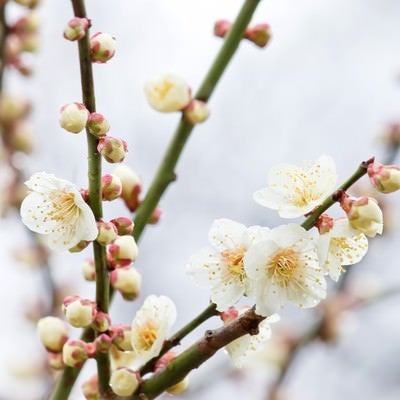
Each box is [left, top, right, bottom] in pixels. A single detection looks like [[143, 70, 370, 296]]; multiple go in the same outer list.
[[62, 296, 97, 328], [96, 221, 118, 246], [82, 259, 96, 281], [47, 351, 65, 370], [0, 94, 30, 124], [155, 351, 177, 371], [12, 12, 39, 35], [59, 102, 89, 133], [184, 100, 209, 124], [316, 214, 335, 234], [62, 339, 89, 368], [113, 165, 142, 211], [101, 174, 122, 201], [95, 333, 112, 353], [110, 267, 141, 300], [87, 112, 110, 137], [90, 32, 116, 63], [37, 316, 68, 352], [110, 324, 133, 351], [69, 240, 90, 253], [367, 162, 400, 194], [214, 19, 231, 37], [82, 374, 98, 400], [92, 311, 111, 333], [219, 307, 239, 324], [108, 235, 138, 266], [80, 188, 89, 202], [97, 136, 128, 163], [167, 376, 189, 395], [110, 368, 140, 397], [244, 23, 271, 48], [148, 207, 162, 225], [63, 17, 90, 41], [110, 217, 134, 235]]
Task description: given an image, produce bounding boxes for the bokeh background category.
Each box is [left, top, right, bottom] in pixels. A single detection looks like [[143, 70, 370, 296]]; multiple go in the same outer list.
[[1, 0, 400, 399]]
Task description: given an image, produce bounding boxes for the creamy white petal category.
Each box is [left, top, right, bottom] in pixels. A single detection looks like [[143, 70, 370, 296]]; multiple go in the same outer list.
[[186, 247, 222, 286], [269, 224, 309, 248], [208, 218, 247, 251], [244, 240, 280, 279], [211, 278, 245, 311]]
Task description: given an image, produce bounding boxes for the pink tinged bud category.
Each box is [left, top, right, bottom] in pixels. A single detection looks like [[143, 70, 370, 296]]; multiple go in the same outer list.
[[367, 162, 400, 194], [96, 221, 118, 246], [148, 207, 162, 225], [316, 214, 335, 234], [110, 324, 133, 351], [92, 311, 111, 333], [97, 136, 128, 163], [108, 235, 139, 266], [5, 34, 22, 64], [184, 100, 209, 125], [113, 165, 142, 211], [244, 23, 272, 48], [59, 102, 89, 133], [110, 368, 140, 397], [69, 240, 90, 253], [82, 374, 98, 400], [214, 20, 231, 38], [90, 32, 116, 63], [167, 377, 189, 395], [80, 188, 89, 202], [95, 333, 112, 353], [82, 259, 96, 281], [110, 217, 134, 235], [12, 12, 39, 35], [155, 351, 177, 371], [47, 351, 65, 370], [101, 174, 122, 201], [87, 112, 110, 137], [62, 339, 89, 368], [63, 17, 90, 41], [37, 316, 68, 352], [220, 307, 239, 324], [110, 267, 141, 300], [63, 297, 97, 328], [340, 195, 383, 237]]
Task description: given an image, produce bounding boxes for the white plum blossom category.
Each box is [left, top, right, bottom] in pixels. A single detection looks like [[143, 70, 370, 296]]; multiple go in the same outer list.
[[226, 312, 280, 368], [186, 219, 270, 311], [318, 218, 368, 281], [244, 224, 326, 316], [20, 172, 97, 250], [254, 155, 337, 218], [130, 295, 176, 367]]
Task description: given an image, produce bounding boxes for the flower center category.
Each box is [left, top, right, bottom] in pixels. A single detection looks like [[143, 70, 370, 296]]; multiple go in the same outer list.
[[137, 320, 158, 351], [48, 191, 79, 223], [267, 248, 300, 287], [155, 80, 173, 100], [221, 247, 246, 281]]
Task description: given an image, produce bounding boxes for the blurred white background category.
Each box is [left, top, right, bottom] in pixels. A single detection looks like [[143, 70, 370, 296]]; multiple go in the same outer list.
[[1, 0, 400, 398]]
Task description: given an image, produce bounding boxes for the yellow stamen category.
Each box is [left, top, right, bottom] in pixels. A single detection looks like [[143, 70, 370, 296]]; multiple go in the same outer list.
[[267, 248, 300, 287]]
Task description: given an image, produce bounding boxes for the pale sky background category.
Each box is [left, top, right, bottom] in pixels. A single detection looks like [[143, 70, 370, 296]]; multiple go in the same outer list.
[[1, 0, 400, 399]]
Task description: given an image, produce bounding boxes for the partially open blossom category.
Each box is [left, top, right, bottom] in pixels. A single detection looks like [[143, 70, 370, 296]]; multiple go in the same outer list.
[[184, 100, 209, 124], [96, 220, 118, 246], [144, 74, 191, 112], [0, 94, 30, 124], [167, 377, 190, 395], [97, 136, 127, 163], [110, 368, 140, 397], [90, 32, 116, 63], [62, 339, 89, 368], [186, 219, 270, 311], [130, 295, 177, 367], [47, 352, 65, 370], [87, 112, 110, 137], [59, 102, 89, 134], [318, 218, 368, 281], [254, 155, 337, 218], [244, 23, 271, 48], [108, 235, 138, 266], [63, 17, 90, 41], [37, 316, 68, 352], [111, 217, 134, 235], [101, 173, 122, 201], [214, 20, 231, 37], [20, 172, 98, 250], [367, 161, 400, 193], [81, 374, 98, 400], [340, 195, 383, 237], [111, 324, 133, 351], [113, 165, 141, 211], [92, 311, 111, 333], [244, 224, 326, 316], [62, 296, 96, 328], [110, 267, 142, 300], [82, 259, 95, 281]]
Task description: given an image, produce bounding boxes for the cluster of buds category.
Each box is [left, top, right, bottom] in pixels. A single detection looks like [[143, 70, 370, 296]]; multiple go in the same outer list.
[[214, 19, 272, 48]]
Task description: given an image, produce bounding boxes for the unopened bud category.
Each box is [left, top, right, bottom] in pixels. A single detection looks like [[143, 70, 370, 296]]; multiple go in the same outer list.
[[19, 33, 39, 52], [92, 311, 111, 333], [110, 217, 134, 235], [0, 94, 30, 124], [90, 32, 116, 63], [214, 20, 231, 37], [144, 73, 191, 113], [59, 102, 89, 134], [87, 112, 110, 137], [113, 165, 142, 211], [82, 259, 96, 281], [155, 351, 177, 371], [62, 339, 89, 368], [220, 307, 239, 324], [108, 235, 138, 266], [47, 351, 65, 370], [95, 333, 112, 353], [367, 162, 400, 194], [8, 121, 34, 153], [64, 17, 90, 41], [96, 221, 118, 246], [97, 136, 127, 163], [110, 368, 140, 397], [167, 377, 189, 395], [316, 214, 335, 234], [101, 174, 122, 201], [110, 325, 133, 351], [148, 207, 162, 224], [82, 374, 98, 400], [12, 12, 39, 35], [244, 23, 271, 48], [37, 316, 68, 352], [110, 267, 141, 300], [184, 100, 209, 124], [63, 296, 96, 328], [69, 240, 90, 253]]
